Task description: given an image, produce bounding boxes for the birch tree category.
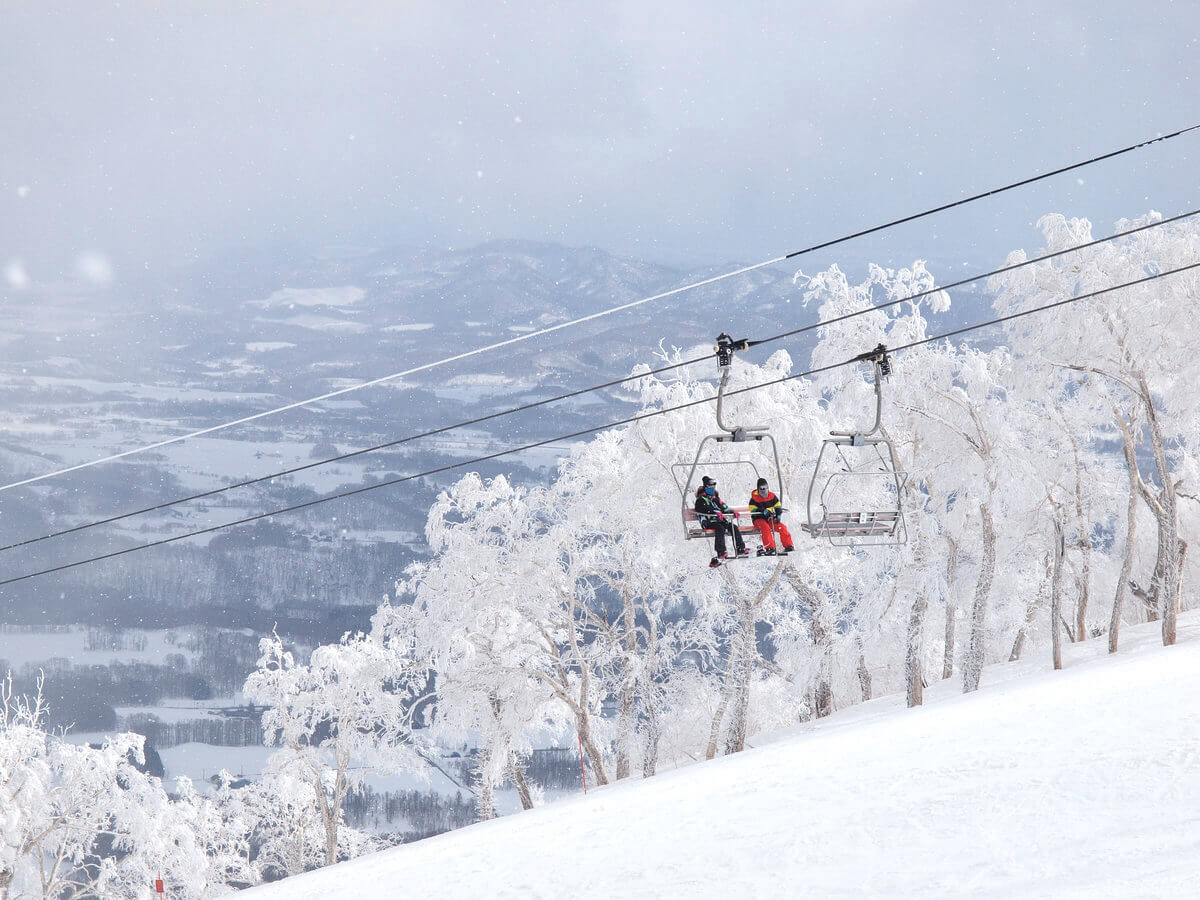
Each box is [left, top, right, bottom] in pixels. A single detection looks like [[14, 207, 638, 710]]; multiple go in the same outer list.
[[244, 631, 422, 867], [991, 211, 1200, 645]]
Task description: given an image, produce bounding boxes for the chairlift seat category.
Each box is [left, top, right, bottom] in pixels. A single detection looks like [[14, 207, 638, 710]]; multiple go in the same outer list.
[[802, 509, 900, 539], [802, 345, 906, 547], [683, 507, 762, 539]]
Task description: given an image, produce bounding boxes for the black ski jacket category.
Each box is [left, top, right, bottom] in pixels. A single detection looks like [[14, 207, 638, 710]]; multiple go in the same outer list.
[[695, 491, 735, 529]]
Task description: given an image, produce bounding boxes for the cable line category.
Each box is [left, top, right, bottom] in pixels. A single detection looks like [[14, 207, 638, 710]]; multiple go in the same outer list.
[[752, 207, 1200, 351], [3, 208, 1195, 554], [0, 354, 703, 553], [0, 258, 778, 495], [3, 122, 1196, 496], [3, 259, 1195, 588], [781, 123, 1200, 260]]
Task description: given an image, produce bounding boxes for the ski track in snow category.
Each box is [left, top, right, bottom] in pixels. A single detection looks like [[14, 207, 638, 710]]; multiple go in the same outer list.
[[249, 613, 1200, 898]]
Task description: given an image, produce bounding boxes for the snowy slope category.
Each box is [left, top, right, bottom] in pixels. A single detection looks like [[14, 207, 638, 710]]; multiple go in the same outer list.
[[250, 614, 1200, 898]]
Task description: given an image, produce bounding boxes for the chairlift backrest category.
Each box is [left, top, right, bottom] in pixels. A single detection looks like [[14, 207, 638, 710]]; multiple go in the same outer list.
[[803, 345, 907, 546]]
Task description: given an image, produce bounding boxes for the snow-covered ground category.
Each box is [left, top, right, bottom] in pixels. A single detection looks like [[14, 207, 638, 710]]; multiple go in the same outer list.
[[0, 627, 197, 671], [159, 741, 276, 783], [251, 613, 1200, 898]]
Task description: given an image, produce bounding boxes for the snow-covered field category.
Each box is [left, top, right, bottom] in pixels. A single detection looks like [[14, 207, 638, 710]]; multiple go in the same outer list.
[[159, 741, 276, 783], [254, 286, 366, 309], [251, 613, 1200, 898], [0, 627, 196, 671]]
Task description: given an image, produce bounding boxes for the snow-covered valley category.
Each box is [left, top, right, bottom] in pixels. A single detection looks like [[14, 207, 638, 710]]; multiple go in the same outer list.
[[251, 613, 1200, 898]]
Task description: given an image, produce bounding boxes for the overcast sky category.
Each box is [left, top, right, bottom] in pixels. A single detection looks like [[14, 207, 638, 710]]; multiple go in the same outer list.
[[2, 0, 1197, 288]]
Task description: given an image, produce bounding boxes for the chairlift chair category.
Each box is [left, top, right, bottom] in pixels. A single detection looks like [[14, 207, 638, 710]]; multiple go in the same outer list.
[[802, 344, 907, 546], [674, 334, 785, 552]]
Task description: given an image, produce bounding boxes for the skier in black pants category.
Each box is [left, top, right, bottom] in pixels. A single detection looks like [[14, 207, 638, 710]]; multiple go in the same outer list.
[[695, 476, 748, 567]]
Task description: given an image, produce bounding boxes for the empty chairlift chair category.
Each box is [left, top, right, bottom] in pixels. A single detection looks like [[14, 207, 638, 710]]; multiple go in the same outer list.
[[803, 344, 907, 546]]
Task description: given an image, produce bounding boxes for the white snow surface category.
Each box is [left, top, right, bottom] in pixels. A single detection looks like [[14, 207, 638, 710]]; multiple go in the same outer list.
[[244, 341, 297, 352], [250, 613, 1200, 898], [0, 628, 195, 671], [254, 286, 365, 308]]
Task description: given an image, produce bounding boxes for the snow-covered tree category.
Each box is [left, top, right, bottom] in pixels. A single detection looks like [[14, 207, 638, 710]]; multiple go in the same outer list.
[[0, 674, 215, 899], [244, 631, 423, 866], [991, 211, 1200, 645]]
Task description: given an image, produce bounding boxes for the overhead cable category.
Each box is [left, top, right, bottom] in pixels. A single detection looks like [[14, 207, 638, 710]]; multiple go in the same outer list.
[[3, 259, 1195, 588], [781, 122, 1200, 261], [4, 208, 1196, 554], [751, 207, 1200, 350], [3, 122, 1196, 495]]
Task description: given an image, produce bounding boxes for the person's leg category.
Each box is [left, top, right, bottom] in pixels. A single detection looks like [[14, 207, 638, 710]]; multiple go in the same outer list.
[[711, 526, 727, 557], [754, 519, 776, 550], [731, 521, 746, 553], [775, 521, 794, 551]]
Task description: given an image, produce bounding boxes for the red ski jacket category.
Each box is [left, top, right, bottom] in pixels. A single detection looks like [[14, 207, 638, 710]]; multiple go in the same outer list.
[[748, 490, 783, 521]]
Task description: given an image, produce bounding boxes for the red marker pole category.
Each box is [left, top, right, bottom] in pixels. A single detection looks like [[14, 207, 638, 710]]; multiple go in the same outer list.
[[577, 732, 588, 795], [155, 873, 164, 895]]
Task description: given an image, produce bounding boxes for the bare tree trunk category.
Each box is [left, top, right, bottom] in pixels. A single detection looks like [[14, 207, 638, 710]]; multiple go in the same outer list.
[[1110, 419, 1140, 653], [1051, 518, 1066, 670], [313, 751, 350, 868], [566, 622, 610, 785], [706, 571, 740, 760], [1161, 529, 1182, 646], [811, 613, 834, 719], [642, 706, 660, 778], [724, 601, 758, 756], [577, 721, 609, 786], [508, 753, 534, 811], [473, 747, 495, 822], [1068, 432, 1092, 642], [856, 644, 873, 703], [963, 498, 997, 693], [1082, 352, 1183, 642], [906, 590, 928, 708], [942, 537, 959, 680], [615, 686, 634, 781], [705, 671, 732, 761], [785, 567, 834, 716], [1137, 374, 1180, 645], [615, 589, 637, 781], [720, 560, 785, 756], [942, 603, 955, 680], [1009, 599, 1033, 661], [905, 525, 929, 707]]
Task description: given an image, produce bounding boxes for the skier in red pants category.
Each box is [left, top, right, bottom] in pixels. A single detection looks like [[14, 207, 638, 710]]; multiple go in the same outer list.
[[748, 478, 794, 555]]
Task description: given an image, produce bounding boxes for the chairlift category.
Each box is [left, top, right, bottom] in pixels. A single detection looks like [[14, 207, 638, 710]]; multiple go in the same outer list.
[[673, 334, 784, 554], [802, 344, 907, 546]]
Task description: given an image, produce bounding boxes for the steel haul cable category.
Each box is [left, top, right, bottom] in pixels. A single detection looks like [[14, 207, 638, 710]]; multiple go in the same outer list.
[[3, 259, 1196, 588], [3, 208, 1197, 554], [3, 123, 1197, 495]]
